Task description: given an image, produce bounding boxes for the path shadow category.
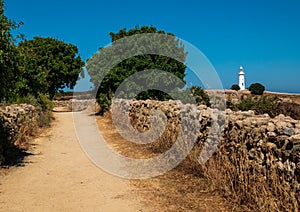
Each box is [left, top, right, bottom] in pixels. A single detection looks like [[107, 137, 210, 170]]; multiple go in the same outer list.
[[1, 146, 34, 167]]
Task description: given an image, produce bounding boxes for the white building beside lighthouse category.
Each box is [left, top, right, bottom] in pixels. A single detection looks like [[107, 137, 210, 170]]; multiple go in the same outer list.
[[238, 66, 245, 90]]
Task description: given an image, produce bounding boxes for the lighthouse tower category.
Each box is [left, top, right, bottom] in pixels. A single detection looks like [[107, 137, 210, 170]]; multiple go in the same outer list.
[[238, 66, 245, 90]]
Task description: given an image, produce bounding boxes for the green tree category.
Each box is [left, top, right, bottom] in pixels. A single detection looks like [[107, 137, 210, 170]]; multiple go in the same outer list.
[[249, 83, 265, 95], [0, 0, 22, 101], [18, 37, 85, 98], [87, 25, 187, 114], [231, 84, 240, 91]]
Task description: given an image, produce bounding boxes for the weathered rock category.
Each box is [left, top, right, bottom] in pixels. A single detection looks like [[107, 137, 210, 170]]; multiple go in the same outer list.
[[290, 134, 300, 144], [267, 131, 277, 138], [267, 122, 276, 132], [266, 142, 277, 150]]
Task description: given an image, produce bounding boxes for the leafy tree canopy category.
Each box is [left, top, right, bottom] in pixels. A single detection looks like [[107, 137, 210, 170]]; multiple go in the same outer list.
[[0, 0, 84, 112], [0, 0, 22, 101], [18, 37, 85, 98], [248, 83, 265, 95], [231, 84, 240, 91], [87, 25, 187, 114]]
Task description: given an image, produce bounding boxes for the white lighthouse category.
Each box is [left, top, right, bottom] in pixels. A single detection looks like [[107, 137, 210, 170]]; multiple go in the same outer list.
[[238, 66, 245, 90]]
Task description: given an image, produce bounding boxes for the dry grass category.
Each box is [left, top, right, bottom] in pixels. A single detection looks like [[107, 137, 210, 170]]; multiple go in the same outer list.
[[183, 135, 299, 211], [103, 100, 299, 211], [96, 112, 247, 211]]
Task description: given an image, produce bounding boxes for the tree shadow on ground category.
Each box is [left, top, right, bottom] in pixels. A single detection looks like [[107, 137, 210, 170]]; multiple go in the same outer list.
[[1, 145, 34, 167]]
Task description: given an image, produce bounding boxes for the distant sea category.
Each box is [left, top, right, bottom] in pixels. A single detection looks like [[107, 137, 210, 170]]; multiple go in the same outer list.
[[266, 90, 300, 95]]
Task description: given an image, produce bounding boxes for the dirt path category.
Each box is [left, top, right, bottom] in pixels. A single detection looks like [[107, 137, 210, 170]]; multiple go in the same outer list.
[[97, 114, 246, 212], [0, 112, 146, 212], [0, 111, 245, 211]]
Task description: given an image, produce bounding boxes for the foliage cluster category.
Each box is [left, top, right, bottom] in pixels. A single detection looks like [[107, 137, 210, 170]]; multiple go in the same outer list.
[[17, 37, 84, 98], [230, 84, 240, 91], [249, 83, 265, 95], [0, 0, 21, 100], [189, 86, 210, 106], [227, 96, 278, 117], [0, 0, 84, 109], [87, 25, 188, 114]]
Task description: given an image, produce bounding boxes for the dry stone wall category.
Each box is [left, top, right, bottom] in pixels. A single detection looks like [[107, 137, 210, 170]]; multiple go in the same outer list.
[[52, 99, 96, 112], [113, 99, 300, 210], [0, 104, 41, 164]]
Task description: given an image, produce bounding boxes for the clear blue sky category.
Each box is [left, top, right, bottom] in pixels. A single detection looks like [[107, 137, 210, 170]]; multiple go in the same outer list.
[[5, 0, 300, 93]]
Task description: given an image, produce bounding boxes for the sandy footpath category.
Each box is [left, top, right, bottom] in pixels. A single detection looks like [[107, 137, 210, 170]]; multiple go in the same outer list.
[[0, 112, 146, 212]]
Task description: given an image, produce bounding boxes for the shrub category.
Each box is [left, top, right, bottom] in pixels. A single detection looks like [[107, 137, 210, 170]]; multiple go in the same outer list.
[[237, 97, 256, 111], [7, 94, 38, 105], [97, 93, 112, 115], [231, 84, 240, 91], [229, 96, 278, 117], [190, 86, 210, 106], [6, 93, 53, 112], [37, 93, 53, 111], [253, 96, 277, 116], [248, 83, 265, 95], [226, 100, 238, 111], [38, 111, 53, 127]]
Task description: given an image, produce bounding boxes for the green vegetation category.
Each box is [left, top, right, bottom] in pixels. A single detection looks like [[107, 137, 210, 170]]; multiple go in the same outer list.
[[0, 0, 80, 163], [189, 86, 210, 106], [18, 37, 84, 98], [231, 84, 240, 91], [87, 25, 187, 114], [0, 0, 84, 109], [248, 83, 265, 95], [0, 0, 21, 101], [227, 96, 278, 117], [0, 0, 278, 121]]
